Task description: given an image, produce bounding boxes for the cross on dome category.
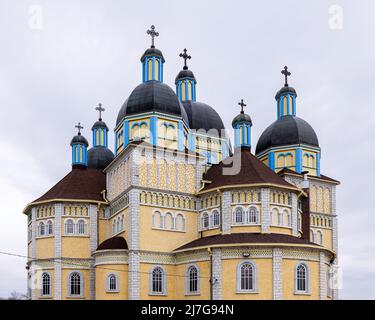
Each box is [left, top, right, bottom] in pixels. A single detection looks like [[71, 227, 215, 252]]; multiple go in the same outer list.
[[281, 66, 291, 86], [179, 48, 191, 70], [75, 122, 83, 135], [146, 25, 159, 48], [95, 103, 105, 121], [238, 99, 247, 114]]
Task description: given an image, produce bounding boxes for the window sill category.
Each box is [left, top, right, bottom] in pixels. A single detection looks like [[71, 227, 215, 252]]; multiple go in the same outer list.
[[66, 295, 85, 299], [39, 295, 52, 299], [36, 235, 54, 239], [236, 290, 259, 294], [185, 292, 200, 296], [106, 290, 120, 293], [151, 227, 186, 233], [149, 292, 168, 296], [294, 291, 311, 296], [232, 223, 260, 227], [63, 234, 89, 237]]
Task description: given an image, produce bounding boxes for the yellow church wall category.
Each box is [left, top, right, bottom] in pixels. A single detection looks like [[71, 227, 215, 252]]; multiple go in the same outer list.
[[35, 237, 55, 259], [62, 268, 90, 300], [98, 218, 108, 244], [139, 205, 197, 252], [231, 225, 262, 233], [201, 228, 221, 237], [269, 226, 293, 236], [282, 259, 319, 300], [274, 149, 296, 169], [221, 258, 273, 300], [62, 237, 90, 258], [95, 264, 128, 300]]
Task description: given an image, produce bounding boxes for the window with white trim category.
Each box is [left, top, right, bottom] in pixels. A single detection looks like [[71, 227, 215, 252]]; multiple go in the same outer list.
[[202, 212, 209, 229], [106, 273, 119, 292], [68, 272, 82, 296], [77, 219, 86, 235], [246, 207, 258, 224], [295, 263, 309, 293], [150, 266, 165, 294], [41, 272, 51, 296], [234, 207, 244, 224], [237, 261, 256, 292], [38, 222, 45, 236], [212, 210, 220, 227], [186, 265, 199, 294], [46, 220, 53, 235], [65, 219, 74, 234]]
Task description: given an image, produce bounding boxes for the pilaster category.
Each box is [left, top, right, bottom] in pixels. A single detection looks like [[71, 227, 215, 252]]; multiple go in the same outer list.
[[272, 248, 283, 300], [54, 203, 63, 300], [211, 248, 222, 300], [221, 191, 232, 234], [261, 188, 270, 233]]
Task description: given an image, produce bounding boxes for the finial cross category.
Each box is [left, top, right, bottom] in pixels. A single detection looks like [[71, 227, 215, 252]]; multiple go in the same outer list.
[[281, 66, 291, 86], [75, 122, 83, 135], [95, 103, 105, 121], [238, 99, 246, 113], [179, 48, 191, 70], [146, 25, 159, 48]]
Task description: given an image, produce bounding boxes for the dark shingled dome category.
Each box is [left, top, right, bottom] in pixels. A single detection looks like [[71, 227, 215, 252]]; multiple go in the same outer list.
[[255, 115, 319, 155], [116, 81, 189, 126], [70, 134, 88, 146], [232, 112, 252, 127], [275, 85, 297, 99], [140, 47, 165, 62], [182, 101, 225, 135], [97, 236, 128, 251], [91, 120, 108, 131], [175, 69, 196, 83], [88, 146, 114, 170]]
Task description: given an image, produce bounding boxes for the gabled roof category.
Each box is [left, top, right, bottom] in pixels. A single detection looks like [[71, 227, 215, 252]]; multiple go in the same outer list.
[[30, 167, 106, 204], [174, 233, 319, 252], [200, 147, 297, 193], [277, 167, 340, 184]]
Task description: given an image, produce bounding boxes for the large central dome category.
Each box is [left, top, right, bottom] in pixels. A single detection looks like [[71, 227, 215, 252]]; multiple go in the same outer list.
[[255, 115, 319, 155], [116, 81, 189, 126]]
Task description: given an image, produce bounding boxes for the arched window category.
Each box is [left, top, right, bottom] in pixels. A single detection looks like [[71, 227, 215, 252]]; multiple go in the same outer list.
[[283, 210, 291, 227], [233, 207, 244, 224], [164, 212, 174, 230], [39, 222, 45, 236], [246, 207, 258, 224], [152, 211, 163, 229], [69, 272, 82, 296], [277, 211, 283, 226], [317, 230, 323, 245], [46, 220, 53, 235], [120, 215, 124, 230], [175, 214, 185, 231], [65, 219, 74, 234], [186, 265, 199, 294], [41, 272, 51, 296], [295, 263, 309, 293], [77, 219, 86, 235], [237, 261, 256, 292], [202, 212, 209, 229], [112, 219, 117, 234], [212, 210, 220, 227], [106, 274, 119, 292], [150, 266, 165, 294]]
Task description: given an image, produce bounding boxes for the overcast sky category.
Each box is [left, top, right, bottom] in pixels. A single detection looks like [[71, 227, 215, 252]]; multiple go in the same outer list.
[[0, 0, 374, 299]]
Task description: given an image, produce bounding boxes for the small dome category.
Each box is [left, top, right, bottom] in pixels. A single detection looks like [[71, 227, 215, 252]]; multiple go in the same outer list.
[[182, 101, 225, 135], [91, 120, 108, 131], [175, 69, 196, 83], [256, 115, 319, 155], [232, 112, 252, 127], [275, 85, 297, 99], [140, 47, 165, 63], [70, 134, 88, 146], [88, 146, 114, 169], [116, 81, 189, 126]]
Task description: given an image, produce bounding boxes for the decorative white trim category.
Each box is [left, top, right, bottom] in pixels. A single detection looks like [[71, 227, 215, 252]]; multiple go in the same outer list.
[[236, 260, 258, 293], [149, 265, 167, 296], [185, 264, 200, 295], [106, 273, 120, 293], [66, 270, 85, 298], [39, 271, 52, 298], [294, 262, 310, 295]]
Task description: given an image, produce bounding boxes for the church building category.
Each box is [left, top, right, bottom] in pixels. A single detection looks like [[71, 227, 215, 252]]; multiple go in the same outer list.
[[24, 26, 339, 300]]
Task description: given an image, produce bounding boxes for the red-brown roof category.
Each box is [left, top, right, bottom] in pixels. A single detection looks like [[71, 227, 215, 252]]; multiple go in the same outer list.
[[31, 167, 106, 203], [174, 233, 318, 251], [97, 236, 128, 251], [200, 147, 295, 192]]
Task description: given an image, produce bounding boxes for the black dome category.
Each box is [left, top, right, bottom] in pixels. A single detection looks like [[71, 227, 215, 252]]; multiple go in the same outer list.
[[182, 101, 225, 136], [88, 146, 114, 170], [275, 85, 297, 99], [140, 47, 165, 62], [232, 112, 252, 127], [92, 120, 108, 131], [116, 81, 189, 126], [255, 115, 319, 155], [175, 69, 196, 83], [70, 134, 88, 146]]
